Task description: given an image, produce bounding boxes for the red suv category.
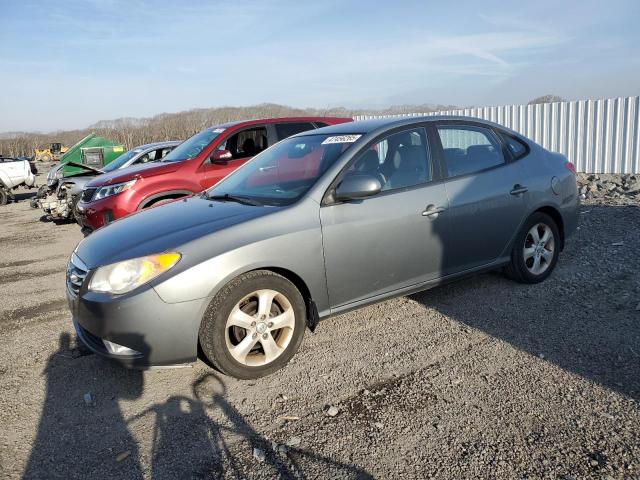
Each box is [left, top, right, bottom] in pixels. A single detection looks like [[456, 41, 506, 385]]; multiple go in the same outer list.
[[76, 117, 351, 233]]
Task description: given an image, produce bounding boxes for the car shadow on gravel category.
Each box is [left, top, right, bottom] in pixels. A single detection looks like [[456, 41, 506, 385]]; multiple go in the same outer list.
[[411, 204, 640, 401], [12, 190, 37, 202], [128, 372, 373, 479], [24, 334, 371, 479], [23, 332, 146, 479]]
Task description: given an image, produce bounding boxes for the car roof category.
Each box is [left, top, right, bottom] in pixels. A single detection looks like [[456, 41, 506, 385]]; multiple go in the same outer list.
[[296, 115, 509, 136], [212, 116, 352, 130], [135, 141, 182, 150]]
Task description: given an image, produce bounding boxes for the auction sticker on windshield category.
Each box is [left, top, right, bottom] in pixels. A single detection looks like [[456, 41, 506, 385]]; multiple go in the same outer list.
[[321, 135, 361, 145]]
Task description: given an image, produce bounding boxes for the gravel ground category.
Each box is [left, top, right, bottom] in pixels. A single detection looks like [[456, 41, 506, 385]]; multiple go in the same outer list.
[[0, 170, 639, 479]]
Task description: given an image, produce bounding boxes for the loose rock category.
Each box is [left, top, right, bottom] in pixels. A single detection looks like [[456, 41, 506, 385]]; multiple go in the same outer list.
[[252, 447, 266, 462], [285, 436, 301, 447]]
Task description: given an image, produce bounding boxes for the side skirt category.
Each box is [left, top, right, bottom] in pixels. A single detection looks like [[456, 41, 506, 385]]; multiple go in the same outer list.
[[321, 257, 511, 320]]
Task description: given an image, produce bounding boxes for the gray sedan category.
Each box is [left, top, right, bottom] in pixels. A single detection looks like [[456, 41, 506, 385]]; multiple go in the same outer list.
[[67, 117, 579, 379]]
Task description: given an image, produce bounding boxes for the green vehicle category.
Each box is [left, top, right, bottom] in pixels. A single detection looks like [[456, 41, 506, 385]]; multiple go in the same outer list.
[[59, 133, 126, 177]]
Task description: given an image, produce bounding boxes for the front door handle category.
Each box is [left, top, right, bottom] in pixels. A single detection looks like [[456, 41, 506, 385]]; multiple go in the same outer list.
[[422, 205, 446, 218], [510, 184, 528, 195]]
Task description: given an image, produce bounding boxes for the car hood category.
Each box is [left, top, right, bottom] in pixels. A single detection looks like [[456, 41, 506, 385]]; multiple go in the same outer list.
[[60, 175, 93, 196], [75, 196, 276, 268], [84, 161, 183, 188]]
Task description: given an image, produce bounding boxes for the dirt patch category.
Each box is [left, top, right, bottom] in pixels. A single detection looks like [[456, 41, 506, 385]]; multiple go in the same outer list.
[[0, 187, 638, 479]]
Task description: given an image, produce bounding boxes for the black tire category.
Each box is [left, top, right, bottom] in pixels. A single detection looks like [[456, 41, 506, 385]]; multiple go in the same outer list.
[[505, 212, 560, 284], [0, 188, 7, 206], [199, 270, 307, 379]]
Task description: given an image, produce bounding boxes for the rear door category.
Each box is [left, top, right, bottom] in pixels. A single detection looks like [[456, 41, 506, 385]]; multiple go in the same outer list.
[[433, 121, 528, 274], [320, 126, 451, 309]]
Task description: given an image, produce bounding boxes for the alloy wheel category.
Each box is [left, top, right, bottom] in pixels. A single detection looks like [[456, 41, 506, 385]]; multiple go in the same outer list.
[[523, 223, 555, 275], [224, 289, 295, 366]]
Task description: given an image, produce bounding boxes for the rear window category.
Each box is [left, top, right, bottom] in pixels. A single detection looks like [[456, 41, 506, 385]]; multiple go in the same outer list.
[[437, 125, 505, 177], [501, 133, 528, 159], [275, 122, 316, 140]]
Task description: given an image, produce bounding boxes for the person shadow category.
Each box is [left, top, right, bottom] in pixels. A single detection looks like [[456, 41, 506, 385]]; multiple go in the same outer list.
[[23, 332, 146, 479], [130, 372, 373, 479]]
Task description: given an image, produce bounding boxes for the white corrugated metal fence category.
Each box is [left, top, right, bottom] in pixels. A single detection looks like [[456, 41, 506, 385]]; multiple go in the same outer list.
[[353, 96, 640, 174]]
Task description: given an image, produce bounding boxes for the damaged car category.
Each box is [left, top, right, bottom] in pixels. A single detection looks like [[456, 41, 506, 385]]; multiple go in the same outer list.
[[39, 141, 180, 221], [0, 156, 37, 204]]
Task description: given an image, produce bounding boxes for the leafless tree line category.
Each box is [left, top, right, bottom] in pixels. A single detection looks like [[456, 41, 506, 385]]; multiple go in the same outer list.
[[0, 102, 456, 157]]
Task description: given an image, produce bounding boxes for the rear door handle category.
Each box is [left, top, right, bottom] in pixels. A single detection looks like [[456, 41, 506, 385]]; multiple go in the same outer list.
[[422, 205, 446, 218], [510, 184, 528, 195]]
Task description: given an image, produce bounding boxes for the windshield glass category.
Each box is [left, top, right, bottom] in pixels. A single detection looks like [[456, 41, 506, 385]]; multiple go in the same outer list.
[[206, 133, 360, 206], [101, 149, 140, 172], [162, 128, 223, 162]]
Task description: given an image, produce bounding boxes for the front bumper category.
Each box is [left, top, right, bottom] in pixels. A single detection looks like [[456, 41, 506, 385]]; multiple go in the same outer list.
[[68, 271, 208, 367], [75, 200, 108, 231], [40, 193, 75, 220]]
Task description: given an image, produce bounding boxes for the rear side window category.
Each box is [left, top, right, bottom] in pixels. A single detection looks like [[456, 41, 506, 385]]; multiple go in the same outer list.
[[437, 125, 504, 177], [158, 147, 175, 159], [501, 133, 528, 159], [275, 122, 316, 140]]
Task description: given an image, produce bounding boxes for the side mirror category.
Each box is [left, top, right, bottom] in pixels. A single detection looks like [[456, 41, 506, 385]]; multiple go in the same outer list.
[[334, 173, 382, 201], [210, 149, 232, 164]]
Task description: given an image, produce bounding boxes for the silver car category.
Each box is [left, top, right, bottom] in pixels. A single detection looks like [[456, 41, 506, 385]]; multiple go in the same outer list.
[[61, 141, 182, 199], [67, 117, 579, 379]]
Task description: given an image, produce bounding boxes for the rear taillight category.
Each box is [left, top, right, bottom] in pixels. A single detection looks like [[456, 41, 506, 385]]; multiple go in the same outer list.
[[565, 161, 577, 175]]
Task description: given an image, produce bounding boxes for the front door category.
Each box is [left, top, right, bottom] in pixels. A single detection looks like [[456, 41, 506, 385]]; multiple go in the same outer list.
[[200, 125, 270, 190], [320, 127, 451, 309]]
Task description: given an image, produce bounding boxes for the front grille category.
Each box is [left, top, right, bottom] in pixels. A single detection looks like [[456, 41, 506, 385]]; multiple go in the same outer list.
[[67, 253, 88, 296], [81, 188, 96, 202]]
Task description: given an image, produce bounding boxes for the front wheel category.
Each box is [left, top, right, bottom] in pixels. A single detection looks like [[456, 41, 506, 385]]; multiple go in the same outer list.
[[199, 270, 306, 379], [505, 212, 560, 284], [0, 188, 7, 206]]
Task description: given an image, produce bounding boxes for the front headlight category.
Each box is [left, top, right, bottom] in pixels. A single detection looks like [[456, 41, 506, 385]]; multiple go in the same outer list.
[[94, 179, 136, 201], [88, 252, 181, 295]]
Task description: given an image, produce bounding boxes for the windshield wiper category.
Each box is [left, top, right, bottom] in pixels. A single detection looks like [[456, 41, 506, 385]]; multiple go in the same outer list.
[[205, 193, 262, 206]]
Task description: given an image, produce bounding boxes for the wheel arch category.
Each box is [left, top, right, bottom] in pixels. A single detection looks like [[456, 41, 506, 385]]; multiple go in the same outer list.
[[533, 205, 565, 250], [251, 266, 320, 331], [138, 189, 194, 210]]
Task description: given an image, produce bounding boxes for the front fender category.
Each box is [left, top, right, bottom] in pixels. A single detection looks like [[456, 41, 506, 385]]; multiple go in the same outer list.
[[0, 170, 13, 188], [152, 199, 330, 316], [24, 171, 36, 187]]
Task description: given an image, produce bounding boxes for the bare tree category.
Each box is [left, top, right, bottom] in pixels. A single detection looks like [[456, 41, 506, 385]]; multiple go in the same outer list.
[[0, 102, 456, 157], [528, 95, 566, 105]]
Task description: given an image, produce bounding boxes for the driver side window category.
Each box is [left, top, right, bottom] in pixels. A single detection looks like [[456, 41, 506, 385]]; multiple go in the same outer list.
[[345, 128, 431, 192], [217, 126, 268, 160]]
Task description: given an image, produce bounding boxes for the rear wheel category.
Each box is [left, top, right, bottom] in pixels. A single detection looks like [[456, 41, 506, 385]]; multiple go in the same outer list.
[[0, 188, 7, 205], [199, 270, 306, 379], [505, 212, 560, 283]]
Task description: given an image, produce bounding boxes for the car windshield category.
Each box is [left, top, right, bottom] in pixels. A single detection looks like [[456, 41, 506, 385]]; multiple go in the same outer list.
[[101, 149, 141, 172], [162, 128, 222, 162], [205, 133, 360, 206]]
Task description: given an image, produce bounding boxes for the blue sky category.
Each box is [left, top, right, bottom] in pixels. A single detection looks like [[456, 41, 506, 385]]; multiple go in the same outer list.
[[1, 0, 638, 132]]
